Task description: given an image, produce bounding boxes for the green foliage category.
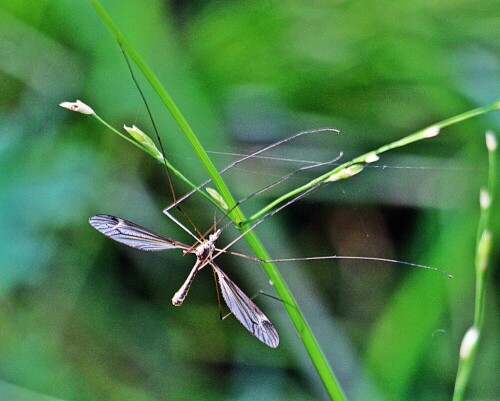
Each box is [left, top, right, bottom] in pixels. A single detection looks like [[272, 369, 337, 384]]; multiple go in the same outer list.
[[0, 1, 498, 400]]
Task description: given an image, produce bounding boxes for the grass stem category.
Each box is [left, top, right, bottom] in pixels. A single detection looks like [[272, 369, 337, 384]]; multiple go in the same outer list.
[[452, 131, 497, 401]]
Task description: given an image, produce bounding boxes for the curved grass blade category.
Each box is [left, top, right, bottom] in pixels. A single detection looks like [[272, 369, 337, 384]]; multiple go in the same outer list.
[[89, 2, 346, 399]]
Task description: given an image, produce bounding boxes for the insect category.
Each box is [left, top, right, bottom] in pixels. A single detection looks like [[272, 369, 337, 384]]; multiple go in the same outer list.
[[85, 48, 451, 350], [86, 126, 344, 349], [89, 214, 280, 348], [86, 129, 451, 349], [84, 48, 342, 348]]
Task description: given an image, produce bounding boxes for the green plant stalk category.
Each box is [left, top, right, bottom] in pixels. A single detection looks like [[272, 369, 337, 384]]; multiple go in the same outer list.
[[92, 113, 160, 160], [246, 100, 500, 223], [91, 113, 218, 208], [474, 134, 496, 329], [89, 1, 346, 400], [452, 132, 497, 401]]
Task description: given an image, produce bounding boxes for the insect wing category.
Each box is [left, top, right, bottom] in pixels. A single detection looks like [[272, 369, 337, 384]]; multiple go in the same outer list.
[[89, 214, 188, 251], [211, 263, 279, 348]]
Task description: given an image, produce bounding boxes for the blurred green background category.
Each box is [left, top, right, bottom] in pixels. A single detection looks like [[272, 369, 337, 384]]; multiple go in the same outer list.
[[0, 0, 498, 400]]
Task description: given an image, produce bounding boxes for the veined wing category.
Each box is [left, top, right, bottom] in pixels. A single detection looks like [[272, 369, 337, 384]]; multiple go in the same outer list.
[[210, 262, 279, 348], [89, 214, 189, 251]]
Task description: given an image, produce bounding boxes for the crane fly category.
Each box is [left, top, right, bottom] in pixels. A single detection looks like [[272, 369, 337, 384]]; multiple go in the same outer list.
[[89, 214, 280, 348], [87, 131, 341, 349], [86, 132, 451, 349], [85, 48, 451, 350], [87, 53, 340, 348]]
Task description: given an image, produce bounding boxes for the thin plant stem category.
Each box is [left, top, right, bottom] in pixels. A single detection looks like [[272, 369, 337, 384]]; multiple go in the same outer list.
[[91, 113, 217, 207], [245, 100, 500, 224], [452, 131, 497, 401], [89, 1, 346, 400]]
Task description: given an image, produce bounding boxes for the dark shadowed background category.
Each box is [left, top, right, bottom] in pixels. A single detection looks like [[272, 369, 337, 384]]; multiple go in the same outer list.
[[0, 1, 499, 400]]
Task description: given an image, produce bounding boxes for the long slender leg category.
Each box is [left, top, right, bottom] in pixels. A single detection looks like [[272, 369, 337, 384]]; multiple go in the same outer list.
[[212, 268, 223, 320], [172, 260, 203, 306]]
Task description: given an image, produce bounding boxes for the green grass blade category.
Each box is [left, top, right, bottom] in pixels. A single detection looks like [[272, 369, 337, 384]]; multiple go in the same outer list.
[[89, 1, 346, 399]]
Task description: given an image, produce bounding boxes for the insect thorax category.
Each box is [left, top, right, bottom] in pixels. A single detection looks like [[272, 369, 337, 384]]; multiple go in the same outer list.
[[195, 240, 214, 261], [194, 229, 221, 262]]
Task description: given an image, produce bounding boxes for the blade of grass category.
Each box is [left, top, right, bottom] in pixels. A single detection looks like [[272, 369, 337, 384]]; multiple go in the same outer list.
[[88, 1, 346, 400]]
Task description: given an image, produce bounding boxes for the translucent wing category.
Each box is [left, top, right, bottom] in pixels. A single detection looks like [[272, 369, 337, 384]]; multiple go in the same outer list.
[[89, 214, 189, 251], [210, 262, 279, 348]]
